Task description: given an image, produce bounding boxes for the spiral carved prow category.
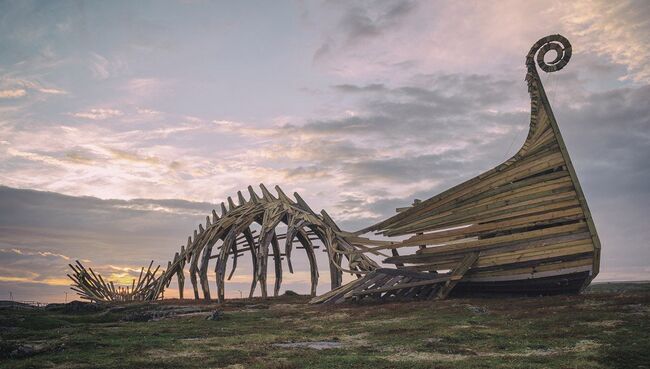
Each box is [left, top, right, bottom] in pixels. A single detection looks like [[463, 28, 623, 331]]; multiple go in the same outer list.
[[527, 34, 572, 73]]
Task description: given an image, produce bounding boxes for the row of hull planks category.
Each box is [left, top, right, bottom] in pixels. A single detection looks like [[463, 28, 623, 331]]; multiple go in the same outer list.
[[320, 34, 601, 303]]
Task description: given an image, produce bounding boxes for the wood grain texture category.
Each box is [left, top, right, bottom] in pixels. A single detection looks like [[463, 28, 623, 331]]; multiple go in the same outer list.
[[334, 34, 601, 302]]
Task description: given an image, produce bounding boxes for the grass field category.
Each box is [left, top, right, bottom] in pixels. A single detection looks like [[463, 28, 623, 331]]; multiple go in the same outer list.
[[1, 282, 649, 369]]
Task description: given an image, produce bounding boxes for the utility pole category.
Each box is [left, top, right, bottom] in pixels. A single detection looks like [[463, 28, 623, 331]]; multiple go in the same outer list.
[[65, 292, 68, 303], [9, 291, 12, 301]]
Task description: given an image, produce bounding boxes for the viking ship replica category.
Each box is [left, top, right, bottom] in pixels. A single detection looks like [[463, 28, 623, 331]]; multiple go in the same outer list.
[[68, 34, 601, 305]]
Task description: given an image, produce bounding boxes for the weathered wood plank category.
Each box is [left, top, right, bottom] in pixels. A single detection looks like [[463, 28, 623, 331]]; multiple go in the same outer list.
[[437, 252, 479, 298], [352, 275, 451, 296]]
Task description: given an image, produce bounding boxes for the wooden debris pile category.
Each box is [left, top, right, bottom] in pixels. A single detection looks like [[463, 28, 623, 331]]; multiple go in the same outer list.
[[68, 260, 164, 302]]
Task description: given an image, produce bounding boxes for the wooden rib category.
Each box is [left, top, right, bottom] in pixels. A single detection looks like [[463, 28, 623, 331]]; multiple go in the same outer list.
[[271, 233, 282, 297], [243, 227, 259, 298], [437, 252, 479, 298], [297, 229, 319, 296], [227, 237, 239, 281]]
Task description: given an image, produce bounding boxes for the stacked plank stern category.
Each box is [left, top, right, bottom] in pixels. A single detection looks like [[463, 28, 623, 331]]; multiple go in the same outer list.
[[353, 34, 601, 299]]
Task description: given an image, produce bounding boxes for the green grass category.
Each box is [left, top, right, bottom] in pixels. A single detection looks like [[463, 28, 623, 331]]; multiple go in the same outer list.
[[1, 284, 648, 369]]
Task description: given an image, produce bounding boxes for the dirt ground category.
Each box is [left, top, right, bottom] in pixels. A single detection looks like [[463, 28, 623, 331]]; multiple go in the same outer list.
[[1, 282, 648, 369]]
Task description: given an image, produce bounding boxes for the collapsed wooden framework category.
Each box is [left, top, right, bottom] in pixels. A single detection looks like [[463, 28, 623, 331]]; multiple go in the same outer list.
[[69, 184, 380, 302], [69, 34, 601, 304], [68, 260, 163, 302]]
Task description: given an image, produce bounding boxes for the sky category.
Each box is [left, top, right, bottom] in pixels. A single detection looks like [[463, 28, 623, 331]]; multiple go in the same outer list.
[[1, 0, 649, 303]]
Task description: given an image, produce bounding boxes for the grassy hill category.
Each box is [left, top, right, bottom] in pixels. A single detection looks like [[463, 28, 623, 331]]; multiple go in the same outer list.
[[1, 282, 648, 369]]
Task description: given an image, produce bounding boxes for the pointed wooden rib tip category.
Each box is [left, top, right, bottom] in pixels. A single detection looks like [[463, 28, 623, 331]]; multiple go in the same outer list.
[[220, 202, 228, 216], [320, 209, 342, 231], [206, 216, 211, 227], [259, 183, 276, 200], [248, 185, 260, 202], [227, 196, 237, 210], [293, 192, 315, 214], [212, 209, 220, 222], [275, 185, 293, 203], [237, 190, 247, 205]]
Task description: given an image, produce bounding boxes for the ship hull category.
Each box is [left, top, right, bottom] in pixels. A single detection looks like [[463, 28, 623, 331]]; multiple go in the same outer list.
[[452, 271, 591, 297]]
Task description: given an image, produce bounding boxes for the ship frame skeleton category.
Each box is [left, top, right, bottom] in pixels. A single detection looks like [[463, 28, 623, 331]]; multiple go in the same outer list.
[[68, 34, 602, 304]]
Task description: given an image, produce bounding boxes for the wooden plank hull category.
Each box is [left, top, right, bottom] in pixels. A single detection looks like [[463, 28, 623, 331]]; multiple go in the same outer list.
[[311, 266, 591, 304], [336, 35, 602, 303], [452, 271, 591, 296]]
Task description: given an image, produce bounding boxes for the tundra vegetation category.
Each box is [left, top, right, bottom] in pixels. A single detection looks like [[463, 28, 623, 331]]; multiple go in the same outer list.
[[1, 282, 648, 369]]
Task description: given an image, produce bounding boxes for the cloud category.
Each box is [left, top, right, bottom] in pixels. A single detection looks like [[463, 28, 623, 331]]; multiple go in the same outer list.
[[333, 83, 386, 93], [0, 186, 341, 301], [124, 78, 165, 99], [2, 120, 286, 200], [280, 165, 333, 180], [136, 107, 163, 117], [110, 199, 209, 217], [0, 0, 649, 302], [0, 89, 27, 98], [37, 87, 67, 95], [562, 0, 650, 83], [211, 119, 283, 138], [0, 78, 68, 100], [0, 247, 76, 289], [312, 40, 332, 62], [1, 72, 525, 208], [1, 77, 648, 301], [340, 0, 416, 44], [313, 0, 417, 63], [108, 148, 162, 165], [71, 108, 124, 120], [0, 248, 71, 261], [343, 153, 460, 184], [310, 0, 650, 83], [0, 275, 70, 286], [89, 53, 111, 80], [89, 52, 127, 80]]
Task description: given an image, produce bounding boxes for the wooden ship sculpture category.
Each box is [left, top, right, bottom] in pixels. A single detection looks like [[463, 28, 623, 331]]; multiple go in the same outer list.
[[68, 184, 381, 303], [69, 34, 601, 304]]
